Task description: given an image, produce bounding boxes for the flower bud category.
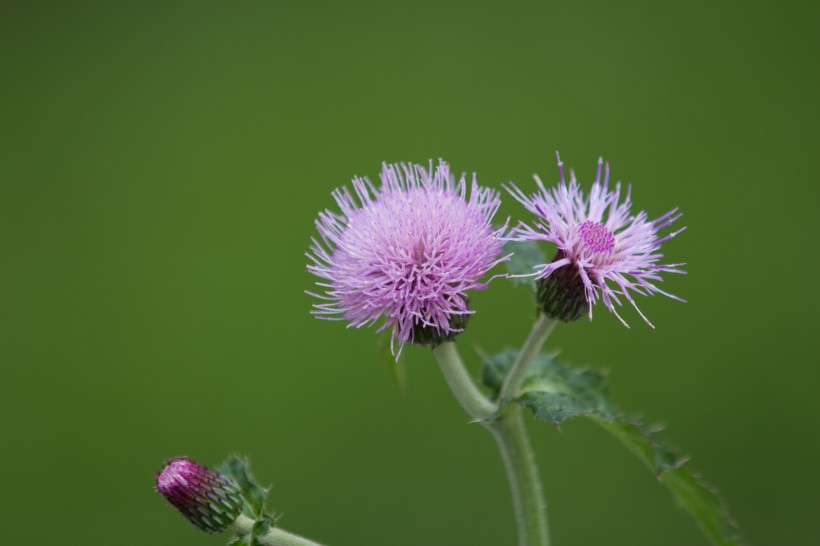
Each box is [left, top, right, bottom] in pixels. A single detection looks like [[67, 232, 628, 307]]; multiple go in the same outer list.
[[535, 252, 589, 322], [156, 457, 243, 534], [411, 307, 471, 348]]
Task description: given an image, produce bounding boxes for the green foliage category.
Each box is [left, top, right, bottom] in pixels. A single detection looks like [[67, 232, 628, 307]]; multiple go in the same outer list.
[[484, 350, 614, 424], [503, 240, 546, 293], [220, 456, 278, 546], [252, 519, 272, 537], [482, 351, 743, 546], [220, 456, 270, 519]]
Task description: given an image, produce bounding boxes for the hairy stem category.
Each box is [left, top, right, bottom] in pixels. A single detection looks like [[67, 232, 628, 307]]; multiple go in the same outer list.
[[433, 321, 556, 546], [230, 515, 325, 546], [434, 341, 498, 421], [489, 410, 549, 546], [491, 313, 557, 545]]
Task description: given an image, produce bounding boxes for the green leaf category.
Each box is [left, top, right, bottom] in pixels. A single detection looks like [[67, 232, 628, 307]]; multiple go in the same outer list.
[[503, 240, 546, 293], [588, 416, 685, 475], [482, 351, 743, 545], [227, 535, 260, 546], [234, 535, 261, 546], [658, 464, 741, 544], [483, 350, 614, 425], [219, 456, 270, 519], [227, 535, 259, 546]]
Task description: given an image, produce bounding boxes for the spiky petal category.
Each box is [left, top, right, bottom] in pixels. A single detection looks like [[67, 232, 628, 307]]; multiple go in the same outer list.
[[307, 160, 508, 357], [505, 153, 686, 327], [156, 457, 243, 534]]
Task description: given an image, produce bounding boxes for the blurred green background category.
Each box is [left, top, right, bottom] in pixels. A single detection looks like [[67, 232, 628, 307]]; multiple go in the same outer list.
[[2, 1, 818, 544]]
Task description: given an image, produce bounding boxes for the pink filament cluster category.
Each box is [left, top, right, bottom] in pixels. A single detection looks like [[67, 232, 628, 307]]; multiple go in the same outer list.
[[505, 153, 686, 328], [156, 457, 208, 503], [577, 220, 615, 255], [307, 161, 508, 357]]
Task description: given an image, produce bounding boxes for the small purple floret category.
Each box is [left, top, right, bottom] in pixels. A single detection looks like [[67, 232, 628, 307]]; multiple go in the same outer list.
[[307, 161, 508, 357], [577, 221, 615, 254], [505, 153, 686, 328]]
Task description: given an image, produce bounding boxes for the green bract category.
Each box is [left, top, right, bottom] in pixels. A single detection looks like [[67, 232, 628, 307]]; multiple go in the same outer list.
[[220, 456, 278, 545]]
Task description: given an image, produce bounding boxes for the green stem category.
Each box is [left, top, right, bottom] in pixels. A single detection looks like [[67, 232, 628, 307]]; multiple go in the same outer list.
[[433, 318, 557, 546], [230, 515, 325, 546], [499, 313, 558, 403], [492, 314, 557, 546], [489, 410, 549, 546], [434, 341, 498, 421]]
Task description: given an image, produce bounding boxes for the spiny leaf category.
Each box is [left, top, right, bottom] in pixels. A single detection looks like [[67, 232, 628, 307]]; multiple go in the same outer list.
[[219, 456, 270, 519], [659, 465, 741, 544], [588, 415, 686, 476], [483, 350, 614, 425], [503, 240, 546, 293], [482, 351, 744, 545]]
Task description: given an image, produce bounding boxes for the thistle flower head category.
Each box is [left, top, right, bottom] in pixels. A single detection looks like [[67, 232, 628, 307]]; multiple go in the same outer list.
[[505, 153, 686, 327], [307, 160, 508, 356], [156, 457, 243, 534]]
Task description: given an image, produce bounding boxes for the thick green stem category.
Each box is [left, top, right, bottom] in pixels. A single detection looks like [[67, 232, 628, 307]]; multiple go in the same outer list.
[[433, 319, 557, 546], [230, 515, 325, 546], [490, 410, 549, 546], [491, 313, 557, 546]]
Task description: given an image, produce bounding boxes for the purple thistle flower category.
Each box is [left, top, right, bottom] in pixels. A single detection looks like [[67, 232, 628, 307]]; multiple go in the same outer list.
[[307, 160, 508, 357], [505, 153, 686, 327], [156, 457, 243, 534]]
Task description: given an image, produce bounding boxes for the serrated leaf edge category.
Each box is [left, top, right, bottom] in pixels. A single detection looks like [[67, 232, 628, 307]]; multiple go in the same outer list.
[[483, 351, 745, 546]]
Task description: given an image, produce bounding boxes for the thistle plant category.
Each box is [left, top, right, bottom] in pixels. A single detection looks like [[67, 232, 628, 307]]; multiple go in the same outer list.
[[155, 154, 742, 546], [157, 456, 323, 546], [505, 153, 686, 326], [306, 160, 508, 356]]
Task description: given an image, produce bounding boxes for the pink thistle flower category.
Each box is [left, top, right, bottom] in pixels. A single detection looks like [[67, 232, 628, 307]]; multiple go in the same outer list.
[[156, 457, 243, 534], [505, 153, 686, 327], [307, 161, 508, 357]]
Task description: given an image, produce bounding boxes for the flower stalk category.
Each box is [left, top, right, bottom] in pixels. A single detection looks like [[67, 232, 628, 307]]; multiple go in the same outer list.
[[489, 411, 549, 546], [230, 515, 325, 546], [499, 314, 558, 403], [434, 341, 497, 421], [490, 313, 558, 546], [433, 313, 557, 546]]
